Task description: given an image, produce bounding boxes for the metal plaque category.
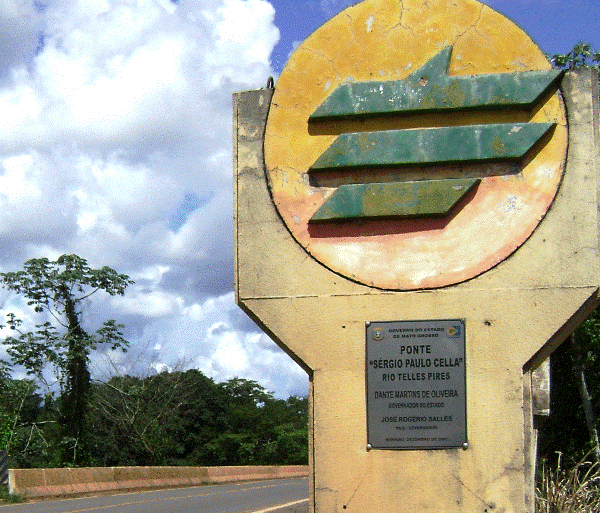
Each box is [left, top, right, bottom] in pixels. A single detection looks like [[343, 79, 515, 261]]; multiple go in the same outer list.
[[366, 319, 466, 449]]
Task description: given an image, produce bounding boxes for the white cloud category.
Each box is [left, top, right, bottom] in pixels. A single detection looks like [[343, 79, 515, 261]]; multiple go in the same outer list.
[[100, 292, 308, 398], [0, 0, 307, 399], [0, 1, 40, 83]]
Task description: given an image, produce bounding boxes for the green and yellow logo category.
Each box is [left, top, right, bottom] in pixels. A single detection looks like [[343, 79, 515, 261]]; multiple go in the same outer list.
[[307, 46, 561, 223]]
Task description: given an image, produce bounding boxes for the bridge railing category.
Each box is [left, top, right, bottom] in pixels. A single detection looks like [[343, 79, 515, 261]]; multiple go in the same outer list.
[[9, 464, 309, 499]]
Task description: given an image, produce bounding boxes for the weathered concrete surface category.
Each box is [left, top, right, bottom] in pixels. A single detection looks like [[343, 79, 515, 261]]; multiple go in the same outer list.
[[9, 465, 309, 499], [234, 67, 599, 513]]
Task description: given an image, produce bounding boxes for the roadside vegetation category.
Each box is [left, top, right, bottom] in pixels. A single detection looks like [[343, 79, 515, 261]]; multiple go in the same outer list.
[[0, 255, 308, 469], [0, 486, 25, 504], [536, 453, 600, 513], [0, 370, 308, 469]]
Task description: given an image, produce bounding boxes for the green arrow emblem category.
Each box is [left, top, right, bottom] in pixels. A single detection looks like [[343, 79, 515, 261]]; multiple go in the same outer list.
[[311, 178, 480, 221], [310, 46, 562, 121], [307, 46, 560, 223], [310, 123, 554, 171]]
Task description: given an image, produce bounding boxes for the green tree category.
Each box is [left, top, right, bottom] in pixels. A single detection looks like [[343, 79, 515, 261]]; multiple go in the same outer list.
[[0, 377, 39, 452], [202, 379, 308, 466], [549, 42, 600, 71], [0, 375, 53, 469], [88, 370, 309, 467], [89, 371, 202, 466], [539, 310, 600, 463], [0, 254, 132, 465]]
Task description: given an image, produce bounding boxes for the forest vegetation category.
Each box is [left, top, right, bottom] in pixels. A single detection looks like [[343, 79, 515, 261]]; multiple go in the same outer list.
[[0, 369, 308, 469], [0, 255, 307, 469]]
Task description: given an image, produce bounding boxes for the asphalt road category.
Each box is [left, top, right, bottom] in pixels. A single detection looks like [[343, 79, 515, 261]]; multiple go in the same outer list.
[[0, 478, 309, 513]]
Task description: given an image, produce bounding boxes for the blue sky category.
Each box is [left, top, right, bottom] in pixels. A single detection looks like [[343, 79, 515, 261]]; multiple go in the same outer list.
[[269, 0, 600, 73], [0, 0, 597, 399]]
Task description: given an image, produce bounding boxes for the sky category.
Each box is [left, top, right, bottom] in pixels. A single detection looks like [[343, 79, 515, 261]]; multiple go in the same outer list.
[[0, 0, 598, 399]]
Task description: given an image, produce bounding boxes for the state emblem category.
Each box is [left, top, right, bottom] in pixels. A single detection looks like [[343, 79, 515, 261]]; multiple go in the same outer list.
[[264, 0, 567, 290], [372, 327, 384, 341]]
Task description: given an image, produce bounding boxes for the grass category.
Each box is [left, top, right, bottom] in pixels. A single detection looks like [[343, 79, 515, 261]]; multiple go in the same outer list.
[[0, 485, 25, 504], [536, 453, 600, 513]]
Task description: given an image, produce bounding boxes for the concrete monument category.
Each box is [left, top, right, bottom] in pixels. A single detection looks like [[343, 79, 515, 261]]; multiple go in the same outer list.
[[234, 0, 600, 511]]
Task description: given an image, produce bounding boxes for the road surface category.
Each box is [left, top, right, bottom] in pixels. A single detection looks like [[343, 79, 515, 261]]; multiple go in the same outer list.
[[0, 477, 308, 513]]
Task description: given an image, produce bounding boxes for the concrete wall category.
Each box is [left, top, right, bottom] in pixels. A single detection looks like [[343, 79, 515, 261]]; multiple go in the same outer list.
[[9, 465, 309, 499]]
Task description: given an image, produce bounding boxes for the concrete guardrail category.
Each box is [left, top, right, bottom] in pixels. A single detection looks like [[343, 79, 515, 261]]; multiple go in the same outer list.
[[9, 465, 309, 499]]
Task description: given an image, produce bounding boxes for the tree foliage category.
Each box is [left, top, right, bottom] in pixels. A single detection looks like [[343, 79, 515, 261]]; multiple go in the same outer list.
[[0, 370, 308, 469], [0, 255, 308, 469], [539, 307, 600, 463], [549, 42, 600, 71], [87, 372, 308, 468], [0, 255, 133, 465]]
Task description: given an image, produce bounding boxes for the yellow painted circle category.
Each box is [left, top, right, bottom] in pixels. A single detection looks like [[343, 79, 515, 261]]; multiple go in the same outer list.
[[264, 0, 567, 290]]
